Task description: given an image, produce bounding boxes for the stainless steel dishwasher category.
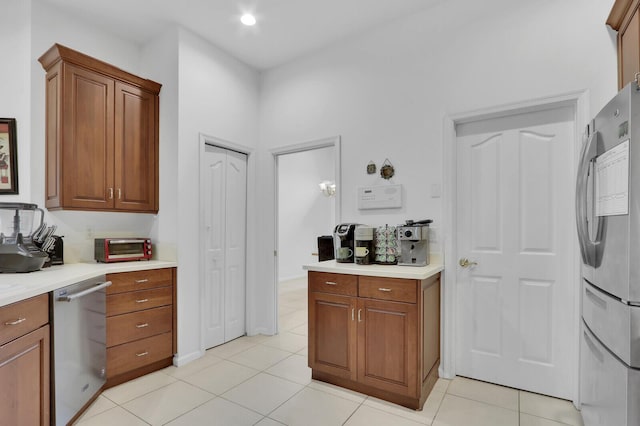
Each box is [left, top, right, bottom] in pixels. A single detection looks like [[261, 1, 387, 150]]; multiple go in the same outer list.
[[52, 276, 111, 425]]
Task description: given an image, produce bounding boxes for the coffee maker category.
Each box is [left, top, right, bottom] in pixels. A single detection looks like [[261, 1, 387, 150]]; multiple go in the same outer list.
[[397, 219, 432, 266], [0, 203, 49, 273], [333, 223, 359, 263], [354, 226, 374, 265]]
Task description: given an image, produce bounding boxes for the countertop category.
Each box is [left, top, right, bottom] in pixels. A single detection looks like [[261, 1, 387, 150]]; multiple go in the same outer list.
[[303, 260, 443, 280], [0, 260, 177, 307]]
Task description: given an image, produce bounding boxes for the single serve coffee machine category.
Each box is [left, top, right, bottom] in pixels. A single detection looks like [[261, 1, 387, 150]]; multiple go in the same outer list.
[[397, 219, 432, 266], [333, 223, 359, 263]]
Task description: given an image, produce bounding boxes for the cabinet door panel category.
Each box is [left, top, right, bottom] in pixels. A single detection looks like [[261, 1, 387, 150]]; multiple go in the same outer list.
[[0, 325, 50, 426], [114, 82, 158, 212], [357, 299, 418, 397], [63, 64, 114, 209], [620, 8, 640, 89], [308, 292, 357, 380]]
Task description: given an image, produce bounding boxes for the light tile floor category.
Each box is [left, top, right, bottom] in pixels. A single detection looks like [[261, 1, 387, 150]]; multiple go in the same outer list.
[[75, 277, 584, 426]]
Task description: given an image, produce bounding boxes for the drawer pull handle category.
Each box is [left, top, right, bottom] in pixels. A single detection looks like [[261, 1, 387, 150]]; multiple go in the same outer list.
[[4, 317, 26, 326], [136, 323, 149, 328], [378, 288, 392, 292], [135, 299, 149, 303], [135, 279, 149, 284], [325, 281, 337, 286], [136, 351, 149, 357], [358, 309, 362, 322], [351, 308, 355, 321]]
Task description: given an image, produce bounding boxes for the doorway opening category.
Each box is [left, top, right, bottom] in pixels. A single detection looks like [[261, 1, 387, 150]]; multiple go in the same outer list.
[[272, 136, 341, 334]]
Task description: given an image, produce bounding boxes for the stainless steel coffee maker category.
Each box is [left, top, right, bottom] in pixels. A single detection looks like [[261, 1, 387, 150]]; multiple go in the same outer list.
[[333, 223, 359, 263], [397, 219, 432, 266]]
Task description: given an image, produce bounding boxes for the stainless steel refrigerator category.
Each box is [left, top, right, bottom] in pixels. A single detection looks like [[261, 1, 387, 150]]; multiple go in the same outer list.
[[577, 83, 640, 426]]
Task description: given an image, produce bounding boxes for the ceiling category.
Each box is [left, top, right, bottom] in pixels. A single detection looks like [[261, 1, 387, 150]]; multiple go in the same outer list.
[[39, 0, 443, 70]]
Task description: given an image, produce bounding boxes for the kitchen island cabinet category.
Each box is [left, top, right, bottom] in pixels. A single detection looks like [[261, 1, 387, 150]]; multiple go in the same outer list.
[[38, 43, 160, 213], [0, 294, 50, 426], [608, 0, 640, 89], [306, 263, 441, 410]]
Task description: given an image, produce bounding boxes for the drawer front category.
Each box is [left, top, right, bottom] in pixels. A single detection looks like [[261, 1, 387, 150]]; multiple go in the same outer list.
[[106, 268, 173, 294], [107, 286, 172, 316], [107, 332, 172, 378], [359, 276, 418, 303], [107, 306, 172, 347], [309, 272, 358, 296], [0, 294, 49, 346]]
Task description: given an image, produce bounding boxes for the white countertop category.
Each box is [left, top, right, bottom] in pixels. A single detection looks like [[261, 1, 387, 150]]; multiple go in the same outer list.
[[0, 260, 177, 307], [303, 260, 443, 280]]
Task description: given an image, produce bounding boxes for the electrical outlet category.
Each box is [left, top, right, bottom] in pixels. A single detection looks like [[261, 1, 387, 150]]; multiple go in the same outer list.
[[86, 227, 94, 239]]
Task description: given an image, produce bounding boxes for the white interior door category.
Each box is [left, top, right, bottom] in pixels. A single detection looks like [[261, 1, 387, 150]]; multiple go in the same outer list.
[[455, 106, 575, 399], [203, 145, 247, 349]]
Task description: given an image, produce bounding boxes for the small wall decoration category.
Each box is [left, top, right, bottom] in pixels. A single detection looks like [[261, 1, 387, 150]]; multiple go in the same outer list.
[[0, 118, 18, 194], [380, 158, 395, 180], [366, 161, 376, 174]]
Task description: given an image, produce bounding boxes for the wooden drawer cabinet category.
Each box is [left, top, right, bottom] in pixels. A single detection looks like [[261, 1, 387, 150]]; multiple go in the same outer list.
[[107, 286, 172, 316], [107, 268, 173, 294], [105, 267, 176, 387], [0, 293, 48, 346], [0, 295, 50, 426], [359, 276, 418, 303], [107, 332, 173, 377], [107, 306, 172, 346], [309, 271, 358, 296], [38, 43, 160, 213], [308, 271, 440, 410]]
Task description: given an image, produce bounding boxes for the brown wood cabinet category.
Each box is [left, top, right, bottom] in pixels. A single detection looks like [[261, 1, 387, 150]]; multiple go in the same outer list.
[[308, 271, 440, 410], [0, 294, 50, 426], [608, 0, 640, 89], [105, 268, 176, 387], [38, 44, 161, 213]]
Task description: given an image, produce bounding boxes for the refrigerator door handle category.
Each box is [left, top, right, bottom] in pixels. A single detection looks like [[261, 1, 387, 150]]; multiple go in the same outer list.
[[576, 130, 601, 266]]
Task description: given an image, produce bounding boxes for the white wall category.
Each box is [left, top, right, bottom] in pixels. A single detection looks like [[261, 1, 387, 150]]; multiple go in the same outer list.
[[258, 0, 618, 332], [1, 0, 31, 202], [277, 147, 335, 281], [176, 28, 260, 363]]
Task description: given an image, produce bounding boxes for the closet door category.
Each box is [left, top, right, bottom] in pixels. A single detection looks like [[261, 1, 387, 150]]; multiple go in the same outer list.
[[202, 146, 247, 349]]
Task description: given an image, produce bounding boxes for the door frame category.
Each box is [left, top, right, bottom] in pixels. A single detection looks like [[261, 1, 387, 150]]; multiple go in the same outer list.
[[271, 135, 342, 333], [199, 133, 253, 354], [442, 91, 588, 405]]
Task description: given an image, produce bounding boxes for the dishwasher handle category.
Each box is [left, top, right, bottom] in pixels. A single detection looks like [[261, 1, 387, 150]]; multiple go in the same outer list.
[[57, 281, 112, 302]]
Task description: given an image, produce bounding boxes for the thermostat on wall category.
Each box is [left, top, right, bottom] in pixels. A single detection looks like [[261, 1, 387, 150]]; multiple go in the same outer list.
[[357, 184, 403, 210]]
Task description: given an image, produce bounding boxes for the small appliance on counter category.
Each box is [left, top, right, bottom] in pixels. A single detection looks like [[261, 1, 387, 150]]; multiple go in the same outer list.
[[333, 223, 359, 263], [374, 225, 398, 264], [94, 237, 152, 263], [317, 235, 334, 262], [0, 202, 49, 273], [354, 226, 375, 265], [397, 219, 432, 266]]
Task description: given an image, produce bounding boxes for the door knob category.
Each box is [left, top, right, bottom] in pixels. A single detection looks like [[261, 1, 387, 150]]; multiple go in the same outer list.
[[459, 258, 478, 268]]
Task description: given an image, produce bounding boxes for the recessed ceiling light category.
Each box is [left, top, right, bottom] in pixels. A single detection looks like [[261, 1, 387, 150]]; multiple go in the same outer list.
[[240, 14, 256, 26]]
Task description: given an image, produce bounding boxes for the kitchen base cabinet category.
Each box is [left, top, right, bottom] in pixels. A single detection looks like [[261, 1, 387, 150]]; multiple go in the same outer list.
[[0, 294, 50, 426], [105, 268, 176, 388], [308, 271, 440, 410]]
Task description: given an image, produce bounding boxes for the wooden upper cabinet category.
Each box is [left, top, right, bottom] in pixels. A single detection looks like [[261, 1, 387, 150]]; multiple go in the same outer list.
[[608, 0, 640, 90], [39, 44, 161, 213]]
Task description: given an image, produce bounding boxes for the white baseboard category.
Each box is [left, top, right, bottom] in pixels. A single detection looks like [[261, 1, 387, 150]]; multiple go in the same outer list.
[[172, 349, 204, 367]]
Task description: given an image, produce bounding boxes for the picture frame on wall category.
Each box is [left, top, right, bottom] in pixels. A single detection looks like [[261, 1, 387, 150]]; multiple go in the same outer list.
[[0, 118, 18, 194]]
